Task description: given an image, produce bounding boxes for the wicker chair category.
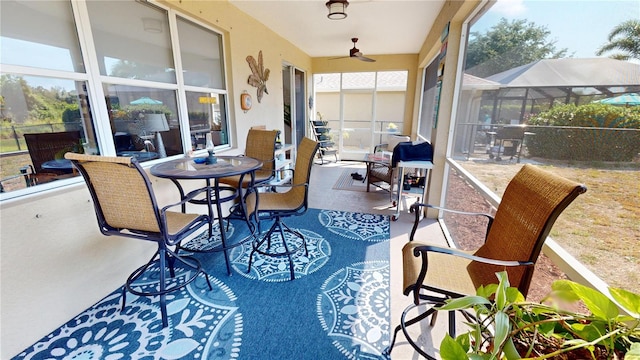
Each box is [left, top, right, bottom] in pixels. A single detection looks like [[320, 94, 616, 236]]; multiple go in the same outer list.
[[366, 135, 410, 198], [65, 153, 212, 328], [387, 164, 587, 358], [24, 131, 82, 185], [220, 128, 279, 189], [245, 137, 320, 280]]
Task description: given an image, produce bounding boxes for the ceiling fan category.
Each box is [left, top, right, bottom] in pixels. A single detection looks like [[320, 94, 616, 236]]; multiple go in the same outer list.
[[330, 38, 376, 62]]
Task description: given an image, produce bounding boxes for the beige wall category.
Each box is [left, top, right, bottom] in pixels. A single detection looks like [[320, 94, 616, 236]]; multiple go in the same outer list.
[[0, 1, 481, 357]]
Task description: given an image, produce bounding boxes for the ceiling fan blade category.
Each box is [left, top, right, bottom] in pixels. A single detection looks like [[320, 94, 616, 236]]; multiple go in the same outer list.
[[357, 56, 376, 62], [328, 56, 350, 61]]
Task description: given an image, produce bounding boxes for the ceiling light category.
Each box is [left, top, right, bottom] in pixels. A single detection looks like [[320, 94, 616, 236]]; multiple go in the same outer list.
[[326, 0, 348, 20]]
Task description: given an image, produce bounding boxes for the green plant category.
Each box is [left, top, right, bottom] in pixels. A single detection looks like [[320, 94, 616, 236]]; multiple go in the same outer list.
[[439, 271, 640, 359], [526, 103, 640, 161]]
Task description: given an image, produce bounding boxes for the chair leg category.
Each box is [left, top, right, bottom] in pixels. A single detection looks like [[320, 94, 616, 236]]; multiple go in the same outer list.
[[121, 246, 211, 328], [158, 248, 168, 328], [385, 303, 438, 359], [247, 217, 306, 281]]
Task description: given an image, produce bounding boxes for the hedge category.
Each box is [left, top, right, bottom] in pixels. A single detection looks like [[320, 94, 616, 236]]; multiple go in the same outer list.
[[525, 104, 640, 161]]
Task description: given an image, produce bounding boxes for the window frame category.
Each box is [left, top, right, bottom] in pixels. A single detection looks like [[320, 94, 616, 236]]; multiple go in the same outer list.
[[0, 0, 232, 201]]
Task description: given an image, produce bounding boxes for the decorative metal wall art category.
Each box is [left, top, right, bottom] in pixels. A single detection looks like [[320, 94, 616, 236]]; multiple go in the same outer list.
[[246, 50, 270, 103]]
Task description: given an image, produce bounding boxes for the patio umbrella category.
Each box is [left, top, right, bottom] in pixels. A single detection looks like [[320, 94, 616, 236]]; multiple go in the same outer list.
[[594, 93, 640, 106], [130, 97, 163, 105]]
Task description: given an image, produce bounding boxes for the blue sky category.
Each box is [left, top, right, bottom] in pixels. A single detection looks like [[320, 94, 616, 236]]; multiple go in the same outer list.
[[472, 0, 640, 59]]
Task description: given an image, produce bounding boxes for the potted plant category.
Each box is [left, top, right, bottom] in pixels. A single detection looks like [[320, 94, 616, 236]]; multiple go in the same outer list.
[[439, 271, 640, 359]]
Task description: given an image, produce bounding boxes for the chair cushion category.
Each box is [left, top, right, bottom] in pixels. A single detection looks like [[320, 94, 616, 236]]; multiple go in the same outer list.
[[369, 166, 392, 183], [165, 211, 205, 235], [219, 169, 273, 188], [402, 242, 478, 298]]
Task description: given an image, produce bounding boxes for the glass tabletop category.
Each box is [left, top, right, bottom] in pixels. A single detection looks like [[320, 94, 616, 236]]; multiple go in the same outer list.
[[150, 155, 262, 180]]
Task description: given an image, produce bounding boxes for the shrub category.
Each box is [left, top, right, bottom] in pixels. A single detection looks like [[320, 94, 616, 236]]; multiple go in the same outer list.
[[526, 104, 640, 161]]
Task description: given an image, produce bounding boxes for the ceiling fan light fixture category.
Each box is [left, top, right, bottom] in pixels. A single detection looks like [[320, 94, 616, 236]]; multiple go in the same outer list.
[[326, 0, 348, 20]]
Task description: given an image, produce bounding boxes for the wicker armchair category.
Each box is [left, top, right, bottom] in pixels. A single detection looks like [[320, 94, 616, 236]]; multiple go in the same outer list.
[[23, 131, 82, 184], [366, 135, 410, 197], [245, 137, 320, 280], [387, 164, 587, 358], [65, 152, 212, 328]]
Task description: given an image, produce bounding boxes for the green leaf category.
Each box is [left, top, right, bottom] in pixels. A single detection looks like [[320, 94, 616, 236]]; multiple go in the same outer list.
[[610, 287, 640, 318], [439, 296, 491, 311], [567, 282, 619, 320], [455, 332, 471, 352], [495, 271, 510, 310], [570, 322, 607, 343], [551, 279, 581, 302], [477, 284, 497, 298], [440, 333, 470, 360], [625, 343, 640, 360], [492, 311, 511, 358], [505, 287, 525, 303]]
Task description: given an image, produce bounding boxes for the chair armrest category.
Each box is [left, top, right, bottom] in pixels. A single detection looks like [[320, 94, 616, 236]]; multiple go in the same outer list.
[[411, 244, 534, 268], [409, 202, 494, 242], [373, 143, 389, 153], [406, 243, 534, 302], [160, 186, 210, 214], [251, 181, 307, 193]]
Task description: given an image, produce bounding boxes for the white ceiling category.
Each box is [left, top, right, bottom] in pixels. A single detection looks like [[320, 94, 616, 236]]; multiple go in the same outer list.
[[229, 0, 446, 58]]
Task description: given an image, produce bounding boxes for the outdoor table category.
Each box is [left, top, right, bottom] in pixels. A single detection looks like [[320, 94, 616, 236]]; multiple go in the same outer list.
[[41, 159, 74, 173], [150, 155, 262, 274], [363, 153, 433, 221]]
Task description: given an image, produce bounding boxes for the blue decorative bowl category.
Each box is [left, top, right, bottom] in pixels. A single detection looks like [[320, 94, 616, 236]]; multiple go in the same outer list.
[[193, 157, 207, 164]]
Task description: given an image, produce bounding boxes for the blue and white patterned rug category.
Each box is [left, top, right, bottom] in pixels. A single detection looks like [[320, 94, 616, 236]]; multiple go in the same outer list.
[[15, 209, 390, 360]]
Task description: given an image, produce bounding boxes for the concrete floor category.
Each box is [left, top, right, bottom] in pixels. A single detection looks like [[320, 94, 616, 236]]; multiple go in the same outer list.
[[308, 160, 455, 359]]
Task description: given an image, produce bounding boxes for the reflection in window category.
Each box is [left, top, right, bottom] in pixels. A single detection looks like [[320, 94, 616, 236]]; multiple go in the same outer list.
[[0, 75, 95, 192], [186, 92, 229, 149], [0, 0, 84, 72], [105, 85, 182, 161], [87, 1, 176, 83], [177, 17, 224, 89]]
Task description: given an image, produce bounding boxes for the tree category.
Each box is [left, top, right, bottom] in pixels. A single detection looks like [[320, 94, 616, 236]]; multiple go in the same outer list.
[[465, 18, 568, 78], [596, 19, 640, 61]]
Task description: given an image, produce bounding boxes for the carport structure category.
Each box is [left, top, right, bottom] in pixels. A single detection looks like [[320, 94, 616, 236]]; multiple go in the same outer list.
[[478, 58, 640, 124]]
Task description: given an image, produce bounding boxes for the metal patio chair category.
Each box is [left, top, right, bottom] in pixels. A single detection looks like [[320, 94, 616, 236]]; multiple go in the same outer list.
[[387, 164, 587, 358], [65, 152, 213, 328]]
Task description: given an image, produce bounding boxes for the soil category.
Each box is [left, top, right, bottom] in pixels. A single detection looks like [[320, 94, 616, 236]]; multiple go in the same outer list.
[[443, 169, 570, 303]]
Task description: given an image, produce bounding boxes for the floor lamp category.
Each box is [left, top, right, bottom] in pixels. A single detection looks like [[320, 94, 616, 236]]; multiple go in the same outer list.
[[142, 114, 169, 158]]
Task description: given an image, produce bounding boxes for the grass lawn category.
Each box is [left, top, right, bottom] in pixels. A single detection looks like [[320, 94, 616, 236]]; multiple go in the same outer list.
[[0, 138, 27, 153], [458, 159, 640, 295]]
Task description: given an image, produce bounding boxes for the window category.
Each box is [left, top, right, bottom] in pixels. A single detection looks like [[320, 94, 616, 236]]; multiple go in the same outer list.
[[0, 0, 95, 194], [87, 1, 175, 83], [0, 0, 230, 197], [445, 1, 640, 297], [178, 17, 229, 148], [314, 70, 408, 158]]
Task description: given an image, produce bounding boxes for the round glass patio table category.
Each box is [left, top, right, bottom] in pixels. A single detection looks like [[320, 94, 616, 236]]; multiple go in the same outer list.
[[150, 155, 262, 274]]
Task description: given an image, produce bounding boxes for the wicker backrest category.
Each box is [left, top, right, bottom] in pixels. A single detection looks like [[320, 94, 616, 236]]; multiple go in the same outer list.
[[25, 131, 81, 172], [65, 153, 161, 233], [245, 129, 279, 177], [468, 164, 586, 296], [290, 138, 320, 204]]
